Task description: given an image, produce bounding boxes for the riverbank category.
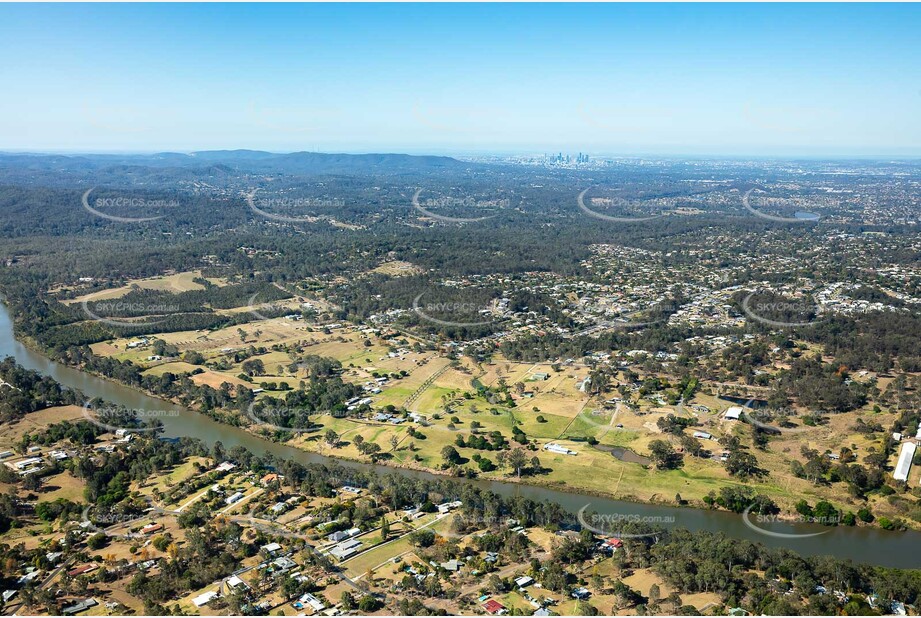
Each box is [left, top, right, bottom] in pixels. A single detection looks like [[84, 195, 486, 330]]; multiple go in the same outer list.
[[0, 305, 904, 519], [3, 336, 903, 532], [2, 309, 724, 511], [4, 301, 921, 567]]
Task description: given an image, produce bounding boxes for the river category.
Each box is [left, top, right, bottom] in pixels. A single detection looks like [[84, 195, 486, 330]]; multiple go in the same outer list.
[[0, 301, 918, 568]]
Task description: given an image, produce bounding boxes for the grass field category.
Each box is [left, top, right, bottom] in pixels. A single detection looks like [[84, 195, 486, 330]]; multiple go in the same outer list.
[[0, 404, 86, 445], [343, 514, 452, 578], [65, 270, 226, 304], [77, 276, 911, 520], [370, 261, 422, 277]]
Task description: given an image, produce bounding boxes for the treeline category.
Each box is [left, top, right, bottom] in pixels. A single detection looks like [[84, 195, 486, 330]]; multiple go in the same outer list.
[[328, 274, 504, 340], [775, 356, 868, 414], [4, 281, 289, 349], [498, 319, 696, 361], [0, 356, 84, 423], [806, 312, 921, 374], [80, 280, 290, 315], [29, 342, 367, 439]]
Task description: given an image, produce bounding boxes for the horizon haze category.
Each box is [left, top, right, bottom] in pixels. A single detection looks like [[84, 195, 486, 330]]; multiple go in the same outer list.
[[1, 3, 920, 156]]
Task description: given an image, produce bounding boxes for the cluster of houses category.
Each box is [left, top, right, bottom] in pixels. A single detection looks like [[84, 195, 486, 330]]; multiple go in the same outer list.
[[345, 396, 374, 412], [362, 376, 389, 394], [2, 446, 74, 477], [318, 510, 367, 561], [371, 411, 405, 424], [3, 545, 160, 614], [6, 455, 45, 476], [480, 566, 602, 616], [192, 542, 322, 613], [266, 493, 302, 518], [327, 536, 363, 561]]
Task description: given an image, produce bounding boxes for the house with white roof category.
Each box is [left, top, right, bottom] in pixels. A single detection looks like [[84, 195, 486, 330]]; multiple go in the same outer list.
[[192, 590, 220, 608], [894, 442, 917, 482]]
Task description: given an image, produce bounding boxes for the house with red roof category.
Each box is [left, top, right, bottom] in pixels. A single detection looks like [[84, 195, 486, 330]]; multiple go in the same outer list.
[[141, 523, 164, 535], [67, 564, 98, 577], [483, 599, 507, 615]]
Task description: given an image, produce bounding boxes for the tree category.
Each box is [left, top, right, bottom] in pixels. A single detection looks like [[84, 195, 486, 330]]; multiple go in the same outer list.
[[530, 456, 542, 474], [477, 456, 496, 472], [241, 359, 265, 376], [648, 440, 683, 470], [324, 429, 340, 448], [726, 450, 763, 479], [409, 529, 436, 548], [361, 442, 382, 460], [441, 445, 462, 465], [22, 473, 43, 492], [381, 519, 390, 541], [340, 591, 356, 610], [152, 534, 171, 552], [508, 448, 528, 478], [87, 532, 108, 550], [358, 595, 382, 612]]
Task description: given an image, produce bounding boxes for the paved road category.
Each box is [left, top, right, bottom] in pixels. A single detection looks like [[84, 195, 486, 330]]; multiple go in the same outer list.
[[176, 485, 214, 513]]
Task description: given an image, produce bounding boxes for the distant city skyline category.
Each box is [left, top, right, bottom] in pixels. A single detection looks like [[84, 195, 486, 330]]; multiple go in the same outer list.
[[1, 3, 919, 156]]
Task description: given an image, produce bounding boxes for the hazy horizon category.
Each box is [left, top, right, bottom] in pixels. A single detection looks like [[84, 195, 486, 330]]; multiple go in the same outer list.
[[2, 147, 921, 161], [1, 3, 919, 156]]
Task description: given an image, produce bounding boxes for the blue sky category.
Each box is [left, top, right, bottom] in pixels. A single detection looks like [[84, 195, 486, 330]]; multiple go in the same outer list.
[[0, 3, 919, 156]]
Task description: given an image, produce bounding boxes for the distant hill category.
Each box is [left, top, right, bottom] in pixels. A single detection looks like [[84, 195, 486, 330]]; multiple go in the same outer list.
[[188, 150, 467, 174], [0, 150, 467, 176]]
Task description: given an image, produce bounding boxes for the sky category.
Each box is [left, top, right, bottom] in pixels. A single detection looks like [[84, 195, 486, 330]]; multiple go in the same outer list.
[[0, 3, 919, 157]]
